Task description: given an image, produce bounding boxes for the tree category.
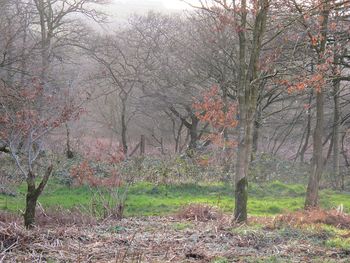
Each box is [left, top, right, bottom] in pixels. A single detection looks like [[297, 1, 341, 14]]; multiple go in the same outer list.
[[129, 12, 218, 155], [198, 0, 271, 222], [83, 30, 145, 156], [32, 0, 107, 82], [286, 0, 350, 208], [0, 78, 82, 228]]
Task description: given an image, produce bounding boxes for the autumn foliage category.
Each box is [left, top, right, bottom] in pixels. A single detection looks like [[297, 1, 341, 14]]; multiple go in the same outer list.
[[279, 64, 329, 94], [193, 86, 238, 148], [192, 86, 238, 167], [0, 78, 82, 150], [70, 160, 123, 188]]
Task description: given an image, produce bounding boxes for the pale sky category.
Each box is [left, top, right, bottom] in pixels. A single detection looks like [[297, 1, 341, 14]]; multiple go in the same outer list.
[[115, 0, 196, 10], [160, 0, 194, 10], [91, 0, 198, 30], [107, 0, 196, 18]]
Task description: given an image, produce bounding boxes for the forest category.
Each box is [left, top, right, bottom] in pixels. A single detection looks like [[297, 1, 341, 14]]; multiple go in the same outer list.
[[0, 0, 350, 262]]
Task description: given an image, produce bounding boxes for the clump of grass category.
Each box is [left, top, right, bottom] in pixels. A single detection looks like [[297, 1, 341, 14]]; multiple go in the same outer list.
[[267, 205, 282, 214], [230, 223, 265, 236], [171, 222, 194, 231], [325, 237, 350, 250], [211, 257, 229, 263]]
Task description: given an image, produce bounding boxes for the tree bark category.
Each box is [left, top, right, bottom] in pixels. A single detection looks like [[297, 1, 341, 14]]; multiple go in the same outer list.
[[140, 135, 145, 156], [65, 123, 74, 159], [24, 189, 40, 228], [305, 88, 324, 208], [34, 0, 51, 83], [174, 122, 184, 153], [121, 99, 128, 155], [300, 92, 313, 163], [168, 107, 199, 155], [188, 114, 199, 153], [24, 165, 53, 228], [252, 108, 261, 161], [332, 71, 341, 189]]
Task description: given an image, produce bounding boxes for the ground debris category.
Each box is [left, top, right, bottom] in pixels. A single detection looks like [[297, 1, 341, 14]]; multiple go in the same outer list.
[[0, 215, 348, 262]]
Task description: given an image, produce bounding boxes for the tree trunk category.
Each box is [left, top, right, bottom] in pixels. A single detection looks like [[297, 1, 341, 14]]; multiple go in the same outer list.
[[187, 115, 199, 156], [121, 100, 128, 155], [234, 0, 269, 223], [252, 108, 261, 161], [305, 89, 324, 208], [300, 92, 313, 163], [24, 188, 40, 228], [234, 124, 249, 222], [65, 123, 74, 159], [24, 165, 53, 228], [174, 122, 183, 153], [234, 0, 248, 221], [304, 0, 329, 209], [20, 10, 29, 87], [222, 86, 232, 174], [140, 135, 145, 156], [35, 0, 50, 83], [332, 75, 341, 189], [341, 132, 348, 190]]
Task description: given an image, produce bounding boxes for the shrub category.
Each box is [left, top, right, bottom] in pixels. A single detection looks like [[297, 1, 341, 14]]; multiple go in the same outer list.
[[69, 140, 129, 220]]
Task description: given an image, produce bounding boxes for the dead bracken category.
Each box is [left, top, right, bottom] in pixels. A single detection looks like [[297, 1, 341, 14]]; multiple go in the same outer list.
[[1, 213, 349, 262], [275, 209, 350, 229], [177, 203, 224, 222]]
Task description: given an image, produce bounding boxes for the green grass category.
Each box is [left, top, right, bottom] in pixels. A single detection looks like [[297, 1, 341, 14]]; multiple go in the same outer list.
[[171, 222, 194, 231], [325, 237, 350, 250], [1, 180, 350, 217]]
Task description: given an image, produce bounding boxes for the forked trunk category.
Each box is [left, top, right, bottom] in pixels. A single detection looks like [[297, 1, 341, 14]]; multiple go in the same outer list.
[[23, 165, 53, 228]]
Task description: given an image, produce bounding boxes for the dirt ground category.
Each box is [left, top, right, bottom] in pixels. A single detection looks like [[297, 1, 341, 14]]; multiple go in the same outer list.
[[1, 214, 350, 263]]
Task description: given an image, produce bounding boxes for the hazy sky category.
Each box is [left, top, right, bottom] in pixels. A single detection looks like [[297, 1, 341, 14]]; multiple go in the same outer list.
[[159, 0, 194, 9], [106, 0, 196, 18], [114, 0, 196, 10]]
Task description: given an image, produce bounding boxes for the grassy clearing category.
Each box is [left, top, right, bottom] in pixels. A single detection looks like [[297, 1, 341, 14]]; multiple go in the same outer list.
[[1, 180, 350, 217]]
